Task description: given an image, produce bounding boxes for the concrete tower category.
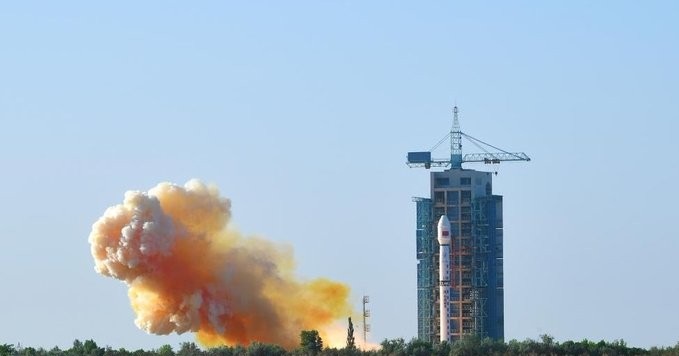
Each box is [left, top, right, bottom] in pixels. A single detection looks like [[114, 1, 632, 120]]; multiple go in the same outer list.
[[415, 168, 504, 342]]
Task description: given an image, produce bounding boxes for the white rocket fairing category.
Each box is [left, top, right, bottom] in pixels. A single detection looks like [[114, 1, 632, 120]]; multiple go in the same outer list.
[[437, 215, 451, 342]]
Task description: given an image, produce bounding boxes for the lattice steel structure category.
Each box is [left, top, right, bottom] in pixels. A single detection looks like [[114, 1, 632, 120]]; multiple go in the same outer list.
[[414, 197, 435, 342], [472, 195, 504, 339]]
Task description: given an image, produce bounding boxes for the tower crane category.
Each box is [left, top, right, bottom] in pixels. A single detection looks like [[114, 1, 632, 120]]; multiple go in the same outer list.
[[406, 106, 530, 169]]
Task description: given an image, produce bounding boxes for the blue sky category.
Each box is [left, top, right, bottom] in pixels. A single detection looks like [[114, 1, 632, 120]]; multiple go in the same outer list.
[[1, 1, 678, 351]]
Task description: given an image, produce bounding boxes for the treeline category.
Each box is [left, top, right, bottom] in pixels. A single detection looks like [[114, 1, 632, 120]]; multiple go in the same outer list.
[[3, 335, 679, 356]]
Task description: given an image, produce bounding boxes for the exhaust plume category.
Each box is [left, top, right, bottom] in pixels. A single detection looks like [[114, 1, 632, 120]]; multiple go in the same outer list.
[[89, 180, 353, 349]]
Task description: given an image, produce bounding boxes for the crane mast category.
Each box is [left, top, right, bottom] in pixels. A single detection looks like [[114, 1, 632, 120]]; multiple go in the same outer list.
[[406, 106, 530, 169], [451, 106, 463, 169]]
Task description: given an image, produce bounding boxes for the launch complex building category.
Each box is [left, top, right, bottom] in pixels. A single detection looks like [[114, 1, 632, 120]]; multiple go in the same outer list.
[[407, 106, 529, 343]]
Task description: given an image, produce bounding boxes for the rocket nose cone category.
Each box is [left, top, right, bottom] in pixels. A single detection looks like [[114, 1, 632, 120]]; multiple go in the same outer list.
[[437, 215, 451, 244], [437, 215, 450, 229]]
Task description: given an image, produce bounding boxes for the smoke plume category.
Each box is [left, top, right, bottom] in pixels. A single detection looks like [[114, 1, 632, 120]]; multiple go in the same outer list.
[[89, 180, 353, 349]]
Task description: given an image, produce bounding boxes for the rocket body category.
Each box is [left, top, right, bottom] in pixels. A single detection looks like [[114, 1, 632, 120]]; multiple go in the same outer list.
[[437, 215, 451, 343]]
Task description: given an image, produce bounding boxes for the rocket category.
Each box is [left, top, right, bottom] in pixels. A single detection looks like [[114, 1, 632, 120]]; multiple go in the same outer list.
[[437, 215, 451, 342]]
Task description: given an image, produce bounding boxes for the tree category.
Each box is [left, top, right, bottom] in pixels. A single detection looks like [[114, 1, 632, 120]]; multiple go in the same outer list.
[[115, 347, 131, 356], [346, 317, 356, 350], [157, 345, 174, 356], [379, 338, 405, 356], [404, 339, 431, 356], [83, 339, 104, 356], [71, 340, 85, 355], [0, 344, 14, 356], [246, 342, 285, 356], [19, 346, 38, 356], [450, 335, 482, 356], [432, 341, 451, 356], [300, 330, 323, 354], [177, 342, 202, 356], [208, 345, 249, 356]]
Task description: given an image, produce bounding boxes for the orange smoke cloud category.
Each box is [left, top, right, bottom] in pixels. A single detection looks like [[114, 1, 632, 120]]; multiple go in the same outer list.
[[89, 180, 353, 349]]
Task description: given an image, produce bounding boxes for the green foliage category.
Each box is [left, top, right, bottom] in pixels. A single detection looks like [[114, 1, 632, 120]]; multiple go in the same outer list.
[[404, 338, 431, 356], [177, 343, 202, 356], [71, 340, 85, 355], [0, 344, 15, 356], [115, 348, 131, 356], [378, 338, 405, 356], [156, 345, 173, 356], [299, 330, 323, 354], [204, 345, 247, 356], [318, 348, 366, 356], [62, 339, 104, 356], [19, 347, 40, 356], [245, 342, 285, 356], [84, 340, 104, 356], [431, 341, 451, 356], [4, 334, 679, 356], [346, 318, 355, 350]]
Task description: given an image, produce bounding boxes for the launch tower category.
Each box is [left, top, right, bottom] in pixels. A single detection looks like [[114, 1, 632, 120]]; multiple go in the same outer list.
[[408, 106, 529, 343]]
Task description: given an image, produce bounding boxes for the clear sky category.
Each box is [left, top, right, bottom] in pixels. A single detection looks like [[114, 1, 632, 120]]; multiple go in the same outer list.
[[1, 1, 678, 351]]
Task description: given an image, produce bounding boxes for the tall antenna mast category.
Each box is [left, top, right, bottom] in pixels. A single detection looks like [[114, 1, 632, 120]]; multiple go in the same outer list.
[[451, 106, 463, 169], [362, 295, 370, 346]]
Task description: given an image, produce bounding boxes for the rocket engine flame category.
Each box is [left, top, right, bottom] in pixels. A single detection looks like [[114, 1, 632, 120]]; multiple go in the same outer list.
[[89, 180, 353, 349]]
